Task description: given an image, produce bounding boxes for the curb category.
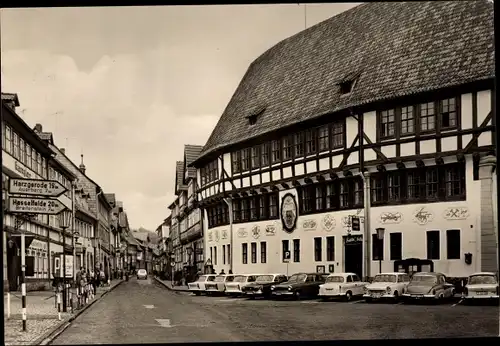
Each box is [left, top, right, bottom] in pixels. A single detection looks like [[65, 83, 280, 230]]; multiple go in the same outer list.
[[35, 280, 125, 346], [153, 277, 191, 293]]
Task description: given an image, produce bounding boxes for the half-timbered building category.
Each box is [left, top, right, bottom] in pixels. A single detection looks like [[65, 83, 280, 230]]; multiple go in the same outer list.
[[191, 1, 496, 280]]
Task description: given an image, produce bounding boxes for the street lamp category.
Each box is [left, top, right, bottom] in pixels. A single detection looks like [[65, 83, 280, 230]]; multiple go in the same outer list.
[[59, 209, 72, 312], [376, 227, 385, 274]]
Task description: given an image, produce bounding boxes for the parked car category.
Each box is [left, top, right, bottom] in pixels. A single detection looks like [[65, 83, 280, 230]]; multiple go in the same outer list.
[[271, 273, 326, 299], [225, 274, 258, 296], [463, 272, 499, 301], [187, 275, 216, 295], [137, 269, 148, 280], [241, 274, 288, 299], [402, 272, 455, 302], [363, 272, 411, 302], [318, 272, 368, 301], [205, 275, 235, 295]]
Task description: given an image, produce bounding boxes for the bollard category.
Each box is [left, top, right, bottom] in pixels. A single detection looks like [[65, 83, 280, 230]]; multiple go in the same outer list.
[[57, 293, 61, 321], [7, 292, 11, 319], [69, 291, 73, 314]]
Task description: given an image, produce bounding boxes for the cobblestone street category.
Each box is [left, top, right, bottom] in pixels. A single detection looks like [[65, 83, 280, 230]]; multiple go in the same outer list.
[[50, 277, 499, 344], [3, 280, 123, 346]]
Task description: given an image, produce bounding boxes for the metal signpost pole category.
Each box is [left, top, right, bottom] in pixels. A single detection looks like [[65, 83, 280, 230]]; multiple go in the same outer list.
[[62, 224, 67, 312], [21, 231, 27, 332]]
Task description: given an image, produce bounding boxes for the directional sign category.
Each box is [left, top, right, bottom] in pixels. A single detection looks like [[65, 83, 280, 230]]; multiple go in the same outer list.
[[9, 178, 68, 197], [8, 197, 66, 215]]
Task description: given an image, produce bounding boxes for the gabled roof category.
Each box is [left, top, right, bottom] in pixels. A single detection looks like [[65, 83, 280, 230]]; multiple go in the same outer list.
[[104, 193, 116, 206], [1, 93, 20, 107], [174, 161, 187, 195], [193, 1, 494, 165], [184, 144, 203, 180]]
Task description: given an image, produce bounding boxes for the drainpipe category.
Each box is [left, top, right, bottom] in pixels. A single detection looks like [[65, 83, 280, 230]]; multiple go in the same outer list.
[[223, 197, 233, 273], [357, 171, 371, 281]]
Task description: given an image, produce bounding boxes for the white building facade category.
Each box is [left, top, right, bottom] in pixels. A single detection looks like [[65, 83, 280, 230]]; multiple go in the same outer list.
[[191, 2, 496, 281]]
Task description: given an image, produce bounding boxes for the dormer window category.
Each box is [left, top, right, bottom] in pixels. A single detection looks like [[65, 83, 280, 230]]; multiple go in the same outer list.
[[339, 80, 354, 95], [246, 106, 266, 126]]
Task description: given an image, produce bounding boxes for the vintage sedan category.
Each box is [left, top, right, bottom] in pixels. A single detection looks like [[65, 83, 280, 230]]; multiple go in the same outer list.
[[271, 273, 326, 299], [363, 272, 411, 302], [319, 273, 368, 301], [241, 274, 288, 298], [205, 274, 235, 295], [187, 275, 216, 295], [225, 274, 258, 296], [464, 272, 499, 300], [402, 272, 455, 302]]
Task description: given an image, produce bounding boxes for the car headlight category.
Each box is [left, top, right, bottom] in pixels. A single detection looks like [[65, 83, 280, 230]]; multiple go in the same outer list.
[[288, 285, 292, 291], [271, 285, 275, 290], [386, 287, 391, 294]]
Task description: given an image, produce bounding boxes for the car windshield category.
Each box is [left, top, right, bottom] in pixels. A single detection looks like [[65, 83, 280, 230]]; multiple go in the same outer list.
[[373, 274, 397, 283], [138, 270, 146, 274], [207, 276, 215, 282], [256, 275, 273, 282], [233, 276, 247, 282], [287, 274, 307, 283], [411, 275, 437, 285], [214, 276, 225, 282], [326, 276, 344, 283], [468, 275, 497, 285], [197, 275, 207, 282]]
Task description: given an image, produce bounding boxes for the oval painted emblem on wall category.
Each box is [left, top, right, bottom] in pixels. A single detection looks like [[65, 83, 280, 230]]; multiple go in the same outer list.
[[280, 193, 298, 234]]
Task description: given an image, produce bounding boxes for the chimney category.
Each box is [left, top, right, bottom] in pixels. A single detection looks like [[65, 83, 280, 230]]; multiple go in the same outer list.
[[60, 148, 65, 155], [34, 123, 43, 133], [79, 154, 86, 175]]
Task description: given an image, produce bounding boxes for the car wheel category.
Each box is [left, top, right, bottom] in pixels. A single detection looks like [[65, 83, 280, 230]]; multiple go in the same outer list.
[[364, 297, 372, 303], [345, 291, 352, 302], [195, 292, 200, 296], [393, 291, 399, 302]]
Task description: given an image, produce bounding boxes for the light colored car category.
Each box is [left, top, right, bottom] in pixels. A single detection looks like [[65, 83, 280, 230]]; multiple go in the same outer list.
[[363, 272, 410, 302], [318, 272, 368, 301], [187, 275, 216, 295], [402, 272, 455, 301], [205, 275, 235, 295], [242, 274, 288, 298], [225, 274, 258, 296], [464, 272, 499, 300], [137, 269, 148, 280]]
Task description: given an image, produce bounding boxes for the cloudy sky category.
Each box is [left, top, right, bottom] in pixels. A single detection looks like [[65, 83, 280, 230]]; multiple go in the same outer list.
[[1, 3, 359, 231]]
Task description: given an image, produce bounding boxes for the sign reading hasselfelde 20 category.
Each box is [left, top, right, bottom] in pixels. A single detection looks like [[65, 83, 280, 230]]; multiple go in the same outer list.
[[280, 193, 298, 233]]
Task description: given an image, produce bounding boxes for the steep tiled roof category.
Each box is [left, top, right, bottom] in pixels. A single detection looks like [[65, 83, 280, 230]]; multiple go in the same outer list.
[[104, 193, 116, 206], [195, 1, 494, 163], [184, 144, 203, 179], [175, 161, 187, 194]]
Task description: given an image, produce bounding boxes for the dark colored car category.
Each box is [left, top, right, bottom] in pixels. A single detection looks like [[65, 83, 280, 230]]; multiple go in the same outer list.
[[241, 274, 288, 298], [402, 272, 455, 302], [271, 273, 327, 299]]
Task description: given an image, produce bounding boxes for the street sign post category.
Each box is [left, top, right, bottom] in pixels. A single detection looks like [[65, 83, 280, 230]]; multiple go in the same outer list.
[[8, 197, 66, 215], [283, 251, 291, 276], [8, 178, 68, 197]]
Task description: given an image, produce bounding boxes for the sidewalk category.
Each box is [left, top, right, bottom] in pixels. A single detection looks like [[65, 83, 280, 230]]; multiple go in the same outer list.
[[3, 280, 124, 346], [154, 277, 190, 292]]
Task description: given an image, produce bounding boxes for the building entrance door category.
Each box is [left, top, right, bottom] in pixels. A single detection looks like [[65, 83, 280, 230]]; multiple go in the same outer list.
[[344, 235, 363, 279]]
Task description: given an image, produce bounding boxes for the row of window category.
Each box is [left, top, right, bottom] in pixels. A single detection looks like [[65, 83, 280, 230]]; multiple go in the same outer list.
[[206, 193, 280, 228], [75, 219, 94, 240], [200, 160, 219, 186], [2, 122, 47, 178], [242, 242, 267, 264], [229, 120, 345, 175], [299, 163, 465, 215], [379, 97, 458, 139], [25, 249, 49, 278], [209, 244, 233, 266]]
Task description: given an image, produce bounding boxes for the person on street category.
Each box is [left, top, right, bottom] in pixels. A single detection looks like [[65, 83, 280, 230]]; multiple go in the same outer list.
[[220, 269, 225, 275]]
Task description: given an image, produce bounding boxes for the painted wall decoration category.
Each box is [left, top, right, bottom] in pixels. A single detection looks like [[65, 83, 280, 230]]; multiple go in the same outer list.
[[302, 219, 317, 231], [443, 207, 469, 220], [221, 230, 228, 240], [322, 214, 336, 232], [237, 228, 248, 238], [281, 193, 298, 233], [251, 225, 261, 239], [378, 212, 403, 224], [215, 230, 220, 242], [342, 215, 365, 229], [265, 225, 276, 236], [208, 231, 213, 242], [413, 207, 434, 225]]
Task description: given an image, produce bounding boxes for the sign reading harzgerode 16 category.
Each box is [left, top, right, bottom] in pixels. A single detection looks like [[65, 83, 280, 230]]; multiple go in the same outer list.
[[9, 178, 68, 197], [8, 197, 66, 215]]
